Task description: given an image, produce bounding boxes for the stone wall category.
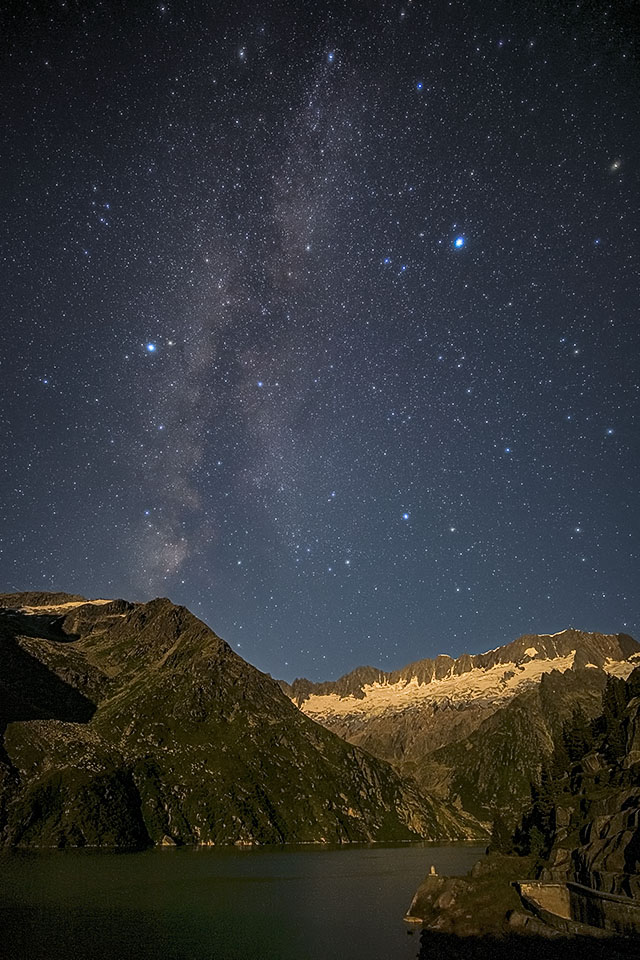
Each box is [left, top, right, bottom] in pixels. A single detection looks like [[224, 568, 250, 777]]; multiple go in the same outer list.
[[568, 881, 640, 938]]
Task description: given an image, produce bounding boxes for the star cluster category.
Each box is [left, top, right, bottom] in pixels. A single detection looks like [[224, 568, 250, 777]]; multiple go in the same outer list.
[[1, 1, 638, 680]]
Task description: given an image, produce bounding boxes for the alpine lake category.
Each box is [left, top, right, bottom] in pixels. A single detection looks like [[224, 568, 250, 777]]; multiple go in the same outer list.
[[3, 842, 481, 959], [3, 842, 631, 960]]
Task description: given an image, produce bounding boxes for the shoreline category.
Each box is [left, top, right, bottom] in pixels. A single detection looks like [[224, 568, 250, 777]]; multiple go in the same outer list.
[[405, 853, 640, 941]]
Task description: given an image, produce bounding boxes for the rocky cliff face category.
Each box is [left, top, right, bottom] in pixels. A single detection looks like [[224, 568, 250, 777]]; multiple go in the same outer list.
[[0, 593, 482, 848], [535, 671, 640, 900]]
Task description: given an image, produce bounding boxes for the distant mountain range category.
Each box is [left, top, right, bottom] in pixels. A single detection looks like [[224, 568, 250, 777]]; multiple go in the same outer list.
[[280, 629, 640, 826], [0, 592, 480, 848]]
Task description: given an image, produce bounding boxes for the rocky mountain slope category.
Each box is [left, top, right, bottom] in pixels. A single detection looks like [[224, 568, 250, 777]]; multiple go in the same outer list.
[[281, 630, 640, 826], [0, 592, 481, 848], [513, 667, 640, 898], [416, 666, 611, 824]]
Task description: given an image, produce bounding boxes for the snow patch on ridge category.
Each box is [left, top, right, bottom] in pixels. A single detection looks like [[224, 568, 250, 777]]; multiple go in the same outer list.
[[299, 651, 578, 721], [523, 647, 539, 658], [604, 655, 640, 680], [18, 599, 112, 613]]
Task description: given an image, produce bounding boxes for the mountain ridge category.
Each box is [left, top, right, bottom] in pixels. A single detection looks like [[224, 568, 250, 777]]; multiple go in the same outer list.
[[281, 628, 640, 706]]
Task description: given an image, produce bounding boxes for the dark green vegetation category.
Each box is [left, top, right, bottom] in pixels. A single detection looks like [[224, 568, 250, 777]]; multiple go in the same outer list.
[[0, 592, 481, 848]]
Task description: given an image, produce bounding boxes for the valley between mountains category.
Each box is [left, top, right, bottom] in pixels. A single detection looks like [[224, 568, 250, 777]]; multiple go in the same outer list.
[[1, 590, 638, 849]]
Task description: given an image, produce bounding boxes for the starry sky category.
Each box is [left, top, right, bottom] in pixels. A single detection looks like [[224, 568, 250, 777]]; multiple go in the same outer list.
[[2, 0, 639, 681]]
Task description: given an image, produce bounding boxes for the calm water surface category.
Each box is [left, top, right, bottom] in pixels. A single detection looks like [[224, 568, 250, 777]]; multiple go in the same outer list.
[[1, 843, 484, 960]]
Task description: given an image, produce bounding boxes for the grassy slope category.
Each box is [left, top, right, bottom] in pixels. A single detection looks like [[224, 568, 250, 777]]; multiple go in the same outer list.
[[1, 597, 483, 847]]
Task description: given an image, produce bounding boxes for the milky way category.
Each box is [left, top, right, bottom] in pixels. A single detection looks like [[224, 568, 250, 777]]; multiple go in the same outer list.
[[2, 1, 639, 680]]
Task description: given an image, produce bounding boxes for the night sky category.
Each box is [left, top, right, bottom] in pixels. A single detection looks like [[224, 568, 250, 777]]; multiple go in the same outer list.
[[2, 1, 639, 681]]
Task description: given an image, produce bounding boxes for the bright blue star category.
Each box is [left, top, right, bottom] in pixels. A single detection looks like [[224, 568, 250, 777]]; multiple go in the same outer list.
[[504, 447, 511, 453], [416, 81, 423, 91], [383, 257, 391, 265], [327, 51, 335, 63], [146, 342, 156, 353], [257, 381, 264, 388], [402, 512, 410, 521], [454, 236, 465, 248]]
